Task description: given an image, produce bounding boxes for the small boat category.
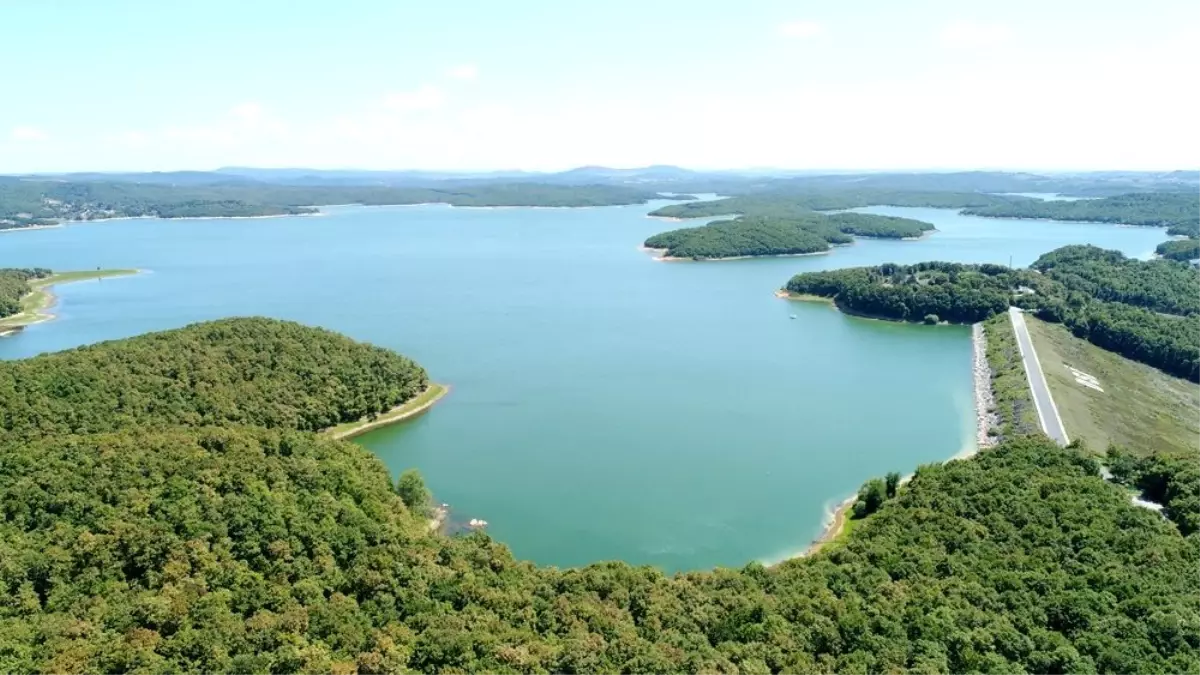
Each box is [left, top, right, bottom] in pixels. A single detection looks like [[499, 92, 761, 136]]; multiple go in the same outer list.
[[789, 314, 797, 319]]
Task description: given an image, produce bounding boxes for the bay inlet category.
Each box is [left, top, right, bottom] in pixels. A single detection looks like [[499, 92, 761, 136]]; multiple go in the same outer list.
[[0, 201, 1167, 571]]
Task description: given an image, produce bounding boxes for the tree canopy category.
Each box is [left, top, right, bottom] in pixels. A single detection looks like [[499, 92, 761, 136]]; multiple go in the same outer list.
[[785, 261, 1050, 324], [963, 191, 1199, 233]]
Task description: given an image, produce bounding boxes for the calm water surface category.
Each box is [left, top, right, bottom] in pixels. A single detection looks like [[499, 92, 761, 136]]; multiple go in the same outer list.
[[0, 202, 1167, 571]]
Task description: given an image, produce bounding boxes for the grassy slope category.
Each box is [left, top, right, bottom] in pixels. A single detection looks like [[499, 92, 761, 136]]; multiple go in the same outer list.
[[0, 269, 138, 328], [323, 383, 449, 439], [1026, 316, 1200, 458]]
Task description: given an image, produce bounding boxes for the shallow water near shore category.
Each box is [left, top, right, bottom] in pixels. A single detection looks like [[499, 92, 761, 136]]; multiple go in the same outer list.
[[0, 201, 1166, 571]]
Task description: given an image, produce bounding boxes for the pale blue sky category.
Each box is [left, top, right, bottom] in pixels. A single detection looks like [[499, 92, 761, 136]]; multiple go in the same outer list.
[[4, 0, 1197, 172]]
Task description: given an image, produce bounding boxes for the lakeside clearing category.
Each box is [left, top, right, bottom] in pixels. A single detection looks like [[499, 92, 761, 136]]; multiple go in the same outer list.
[[325, 383, 450, 440], [0, 269, 139, 330], [1025, 316, 1199, 458]]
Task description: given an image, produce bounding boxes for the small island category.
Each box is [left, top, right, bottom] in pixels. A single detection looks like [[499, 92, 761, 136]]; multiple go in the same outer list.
[[0, 268, 139, 332], [643, 212, 934, 260]]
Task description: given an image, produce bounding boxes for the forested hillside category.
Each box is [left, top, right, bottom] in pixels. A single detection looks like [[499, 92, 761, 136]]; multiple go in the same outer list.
[[0, 317, 428, 438], [1157, 239, 1200, 261], [0, 268, 52, 318]]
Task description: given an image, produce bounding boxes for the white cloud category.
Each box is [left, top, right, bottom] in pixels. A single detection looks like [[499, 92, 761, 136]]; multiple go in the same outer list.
[[940, 20, 1011, 48], [383, 86, 445, 112], [11, 126, 47, 141], [778, 21, 823, 39], [230, 102, 264, 123], [447, 64, 479, 80]]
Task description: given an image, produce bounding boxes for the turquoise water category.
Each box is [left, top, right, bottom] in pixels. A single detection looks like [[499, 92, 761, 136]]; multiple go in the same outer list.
[[0, 202, 1168, 571]]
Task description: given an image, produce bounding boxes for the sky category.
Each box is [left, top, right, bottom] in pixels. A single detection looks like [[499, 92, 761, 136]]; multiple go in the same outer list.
[[3, 0, 1198, 173]]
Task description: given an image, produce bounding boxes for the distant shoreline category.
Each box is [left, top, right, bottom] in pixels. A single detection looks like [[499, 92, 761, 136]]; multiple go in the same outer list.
[[325, 384, 450, 440]]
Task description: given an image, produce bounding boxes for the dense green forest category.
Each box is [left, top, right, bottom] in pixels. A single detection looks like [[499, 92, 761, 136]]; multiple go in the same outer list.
[[1167, 221, 1200, 238], [1106, 447, 1200, 536], [647, 190, 1024, 220], [785, 261, 1053, 324], [2, 405, 1196, 671], [1031, 245, 1200, 317], [0, 318, 428, 438], [0, 179, 670, 228], [1156, 238, 1200, 261], [645, 212, 933, 259], [0, 268, 52, 318]]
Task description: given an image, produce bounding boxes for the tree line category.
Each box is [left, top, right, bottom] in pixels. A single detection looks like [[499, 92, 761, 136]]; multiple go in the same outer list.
[[962, 191, 1199, 232], [647, 189, 1028, 220], [1156, 238, 1200, 262]]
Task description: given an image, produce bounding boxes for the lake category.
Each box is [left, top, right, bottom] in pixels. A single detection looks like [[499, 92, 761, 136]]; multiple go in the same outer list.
[[0, 202, 1167, 571]]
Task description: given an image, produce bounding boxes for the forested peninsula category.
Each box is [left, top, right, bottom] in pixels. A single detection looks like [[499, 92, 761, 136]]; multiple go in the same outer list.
[[1, 316, 1197, 673], [784, 245, 1200, 381], [1, 268, 139, 330], [961, 191, 1199, 231], [0, 179, 672, 229]]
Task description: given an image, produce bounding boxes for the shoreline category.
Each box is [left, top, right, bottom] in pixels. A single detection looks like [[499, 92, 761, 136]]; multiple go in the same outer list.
[[1, 224, 64, 234], [326, 383, 450, 440], [0, 269, 141, 330]]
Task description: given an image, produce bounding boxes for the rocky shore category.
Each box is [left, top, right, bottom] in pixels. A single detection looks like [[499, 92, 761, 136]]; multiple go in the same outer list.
[[973, 323, 999, 449]]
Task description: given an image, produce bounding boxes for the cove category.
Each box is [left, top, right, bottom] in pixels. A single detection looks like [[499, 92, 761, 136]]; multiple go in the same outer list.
[[0, 202, 1168, 571]]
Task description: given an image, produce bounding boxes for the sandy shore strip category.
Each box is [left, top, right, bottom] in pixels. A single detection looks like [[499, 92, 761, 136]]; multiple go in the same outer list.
[[798, 496, 857, 558], [645, 215, 684, 222], [326, 384, 450, 440]]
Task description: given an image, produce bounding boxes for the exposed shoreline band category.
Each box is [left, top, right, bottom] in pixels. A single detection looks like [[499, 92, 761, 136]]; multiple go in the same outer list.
[[325, 383, 450, 440]]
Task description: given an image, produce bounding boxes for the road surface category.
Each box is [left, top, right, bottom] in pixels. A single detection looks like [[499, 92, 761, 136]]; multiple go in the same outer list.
[[1008, 307, 1069, 446]]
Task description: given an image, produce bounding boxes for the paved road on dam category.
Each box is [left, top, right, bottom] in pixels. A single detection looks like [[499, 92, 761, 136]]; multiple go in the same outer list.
[[1009, 307, 1069, 446]]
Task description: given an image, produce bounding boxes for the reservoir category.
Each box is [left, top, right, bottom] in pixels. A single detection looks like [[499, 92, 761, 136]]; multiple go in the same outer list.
[[0, 201, 1167, 571]]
